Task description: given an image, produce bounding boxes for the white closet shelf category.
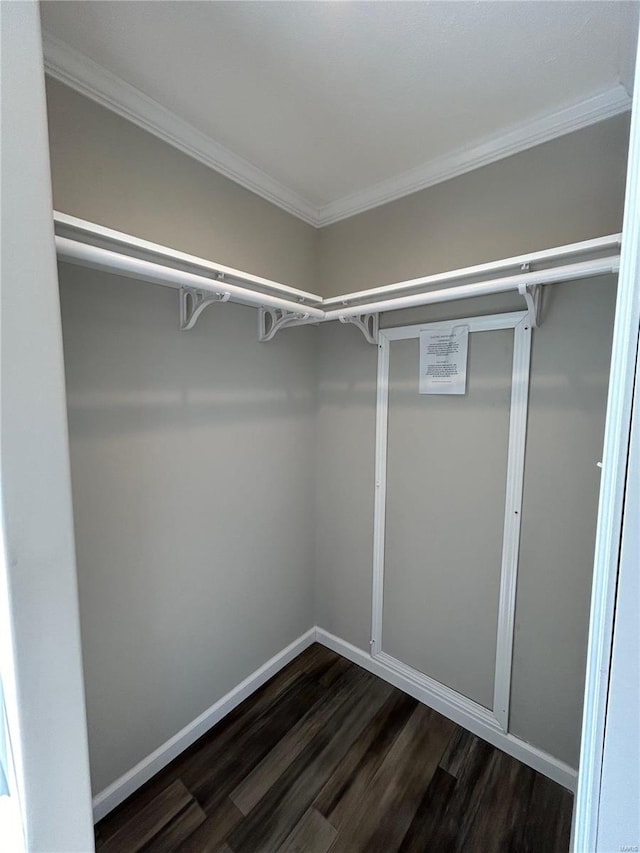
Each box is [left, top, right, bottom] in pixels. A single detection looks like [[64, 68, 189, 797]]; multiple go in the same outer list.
[[54, 212, 621, 340]]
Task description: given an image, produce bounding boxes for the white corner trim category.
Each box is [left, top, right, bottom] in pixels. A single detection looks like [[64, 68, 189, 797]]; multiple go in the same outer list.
[[315, 628, 578, 792], [315, 85, 632, 226], [42, 33, 320, 227], [42, 31, 630, 230], [91, 627, 316, 822]]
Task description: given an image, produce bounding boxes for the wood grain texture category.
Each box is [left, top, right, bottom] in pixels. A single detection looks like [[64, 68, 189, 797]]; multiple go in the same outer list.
[[314, 690, 418, 828], [96, 644, 335, 843], [397, 767, 457, 853], [277, 807, 337, 853], [439, 725, 477, 778], [230, 664, 375, 815], [228, 671, 393, 853], [327, 704, 456, 852], [520, 773, 573, 853], [95, 644, 573, 853], [100, 780, 195, 853], [143, 800, 207, 853], [455, 749, 535, 852], [184, 667, 335, 814], [176, 798, 244, 852]]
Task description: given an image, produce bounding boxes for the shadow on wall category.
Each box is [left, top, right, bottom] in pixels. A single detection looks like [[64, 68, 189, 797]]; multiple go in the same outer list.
[[59, 264, 317, 439], [317, 277, 615, 412]]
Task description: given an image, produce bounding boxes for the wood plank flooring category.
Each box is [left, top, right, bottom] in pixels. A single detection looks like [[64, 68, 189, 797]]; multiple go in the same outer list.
[[95, 644, 573, 853]]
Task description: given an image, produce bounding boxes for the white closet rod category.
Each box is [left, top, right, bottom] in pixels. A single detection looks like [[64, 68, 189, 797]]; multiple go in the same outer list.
[[54, 216, 621, 332], [54, 211, 322, 303], [322, 233, 622, 307], [56, 236, 326, 320], [323, 255, 620, 320]]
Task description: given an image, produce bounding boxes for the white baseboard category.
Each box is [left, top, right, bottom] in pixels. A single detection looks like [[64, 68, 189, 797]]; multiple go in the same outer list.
[[315, 627, 577, 792], [93, 624, 576, 822], [92, 627, 316, 821]]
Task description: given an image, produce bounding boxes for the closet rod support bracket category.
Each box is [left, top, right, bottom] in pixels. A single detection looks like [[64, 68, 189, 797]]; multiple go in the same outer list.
[[338, 313, 379, 344], [179, 286, 231, 330], [258, 307, 312, 342], [518, 280, 542, 328]]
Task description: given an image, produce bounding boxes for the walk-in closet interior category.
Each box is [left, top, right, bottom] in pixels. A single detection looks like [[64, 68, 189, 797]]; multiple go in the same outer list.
[[5, 2, 639, 851]]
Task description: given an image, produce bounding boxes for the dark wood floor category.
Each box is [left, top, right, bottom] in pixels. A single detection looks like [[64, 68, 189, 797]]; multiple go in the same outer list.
[[95, 644, 573, 853]]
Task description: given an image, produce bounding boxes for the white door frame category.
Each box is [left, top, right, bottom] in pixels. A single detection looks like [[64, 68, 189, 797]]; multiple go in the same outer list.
[[572, 26, 640, 853], [0, 5, 94, 850], [371, 310, 531, 735]]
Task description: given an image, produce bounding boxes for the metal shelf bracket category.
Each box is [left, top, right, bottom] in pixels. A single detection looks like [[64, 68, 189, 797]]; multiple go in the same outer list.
[[338, 313, 379, 344], [258, 307, 311, 342], [518, 267, 542, 327], [179, 285, 231, 330]]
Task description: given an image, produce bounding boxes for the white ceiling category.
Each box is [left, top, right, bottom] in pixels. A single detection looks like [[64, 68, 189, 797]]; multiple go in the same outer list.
[[41, 1, 639, 226]]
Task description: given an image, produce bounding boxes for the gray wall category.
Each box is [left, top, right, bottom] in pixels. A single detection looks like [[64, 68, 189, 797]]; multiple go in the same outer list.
[[317, 115, 630, 296], [46, 79, 318, 293], [50, 81, 626, 786], [315, 279, 616, 767], [46, 78, 320, 796], [59, 264, 317, 792], [383, 328, 513, 710], [314, 119, 626, 767]]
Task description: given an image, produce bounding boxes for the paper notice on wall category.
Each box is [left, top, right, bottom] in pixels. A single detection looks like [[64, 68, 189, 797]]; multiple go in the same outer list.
[[419, 326, 469, 395]]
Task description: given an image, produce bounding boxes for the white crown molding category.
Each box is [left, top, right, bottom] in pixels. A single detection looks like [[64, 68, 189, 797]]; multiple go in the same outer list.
[[317, 84, 632, 226], [43, 32, 631, 230], [42, 33, 321, 226]]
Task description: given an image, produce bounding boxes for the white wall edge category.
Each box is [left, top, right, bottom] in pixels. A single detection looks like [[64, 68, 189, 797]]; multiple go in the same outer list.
[[91, 627, 316, 821], [572, 21, 640, 853], [42, 30, 630, 230], [1, 6, 95, 849], [315, 628, 578, 792]]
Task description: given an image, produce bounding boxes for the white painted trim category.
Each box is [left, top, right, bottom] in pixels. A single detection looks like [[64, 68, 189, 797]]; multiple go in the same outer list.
[[370, 329, 389, 657], [42, 30, 630, 228], [572, 27, 640, 853], [316, 86, 632, 226], [376, 651, 501, 734], [382, 312, 527, 339], [1, 6, 95, 850], [315, 628, 577, 791], [42, 34, 320, 226], [493, 316, 532, 730], [372, 313, 532, 740], [92, 628, 316, 821], [593, 339, 640, 852]]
